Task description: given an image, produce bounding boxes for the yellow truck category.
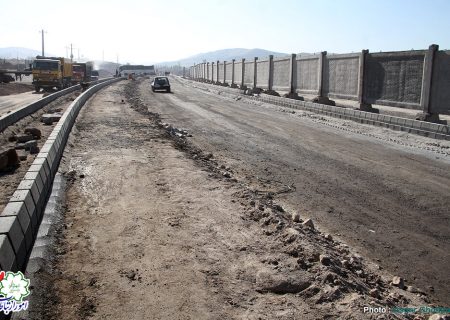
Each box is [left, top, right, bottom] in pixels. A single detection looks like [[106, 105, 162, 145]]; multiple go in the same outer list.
[[32, 56, 73, 92]]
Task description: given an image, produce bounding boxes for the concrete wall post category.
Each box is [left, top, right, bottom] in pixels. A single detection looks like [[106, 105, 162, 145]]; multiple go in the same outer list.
[[288, 53, 296, 94], [211, 62, 214, 83], [317, 51, 326, 97], [241, 58, 245, 88], [358, 49, 370, 109], [206, 63, 209, 81], [420, 44, 439, 115], [268, 55, 274, 91], [216, 60, 220, 83], [253, 57, 258, 89], [223, 61, 227, 84], [231, 59, 235, 85]]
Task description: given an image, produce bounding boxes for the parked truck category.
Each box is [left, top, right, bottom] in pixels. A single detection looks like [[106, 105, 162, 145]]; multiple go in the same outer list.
[[71, 62, 93, 85], [32, 56, 73, 92]]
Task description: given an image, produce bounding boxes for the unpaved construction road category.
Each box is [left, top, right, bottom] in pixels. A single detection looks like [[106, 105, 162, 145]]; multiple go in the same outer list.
[[22, 78, 450, 319], [136, 77, 450, 305]]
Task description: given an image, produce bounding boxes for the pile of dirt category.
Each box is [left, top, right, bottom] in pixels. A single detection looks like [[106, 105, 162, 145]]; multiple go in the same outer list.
[[0, 82, 34, 96]]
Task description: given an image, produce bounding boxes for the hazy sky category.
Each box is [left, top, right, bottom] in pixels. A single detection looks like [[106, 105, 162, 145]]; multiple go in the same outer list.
[[1, 0, 449, 64]]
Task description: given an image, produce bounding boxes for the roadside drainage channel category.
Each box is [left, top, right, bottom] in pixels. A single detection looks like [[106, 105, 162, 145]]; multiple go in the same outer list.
[[0, 78, 113, 133], [181, 77, 450, 141], [0, 77, 123, 273]]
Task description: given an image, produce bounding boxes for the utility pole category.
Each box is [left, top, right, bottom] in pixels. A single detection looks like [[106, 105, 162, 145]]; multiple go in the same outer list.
[[65, 44, 77, 62], [39, 29, 47, 56]]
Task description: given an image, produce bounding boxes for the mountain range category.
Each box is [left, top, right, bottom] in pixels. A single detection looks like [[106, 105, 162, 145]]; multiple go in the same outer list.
[[0, 47, 291, 67], [0, 47, 47, 59], [159, 48, 289, 66]]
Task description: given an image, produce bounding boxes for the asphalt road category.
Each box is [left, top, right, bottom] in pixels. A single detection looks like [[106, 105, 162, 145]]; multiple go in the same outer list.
[[136, 77, 450, 304]]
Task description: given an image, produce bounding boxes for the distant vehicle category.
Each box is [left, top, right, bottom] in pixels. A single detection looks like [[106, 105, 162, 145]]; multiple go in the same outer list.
[[164, 71, 170, 76], [91, 70, 99, 82], [72, 62, 93, 85], [151, 76, 171, 93], [32, 56, 73, 91], [0, 73, 15, 83]]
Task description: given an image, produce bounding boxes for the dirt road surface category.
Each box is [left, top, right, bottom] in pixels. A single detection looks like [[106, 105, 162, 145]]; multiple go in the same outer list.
[[134, 77, 450, 305], [20, 79, 449, 319]]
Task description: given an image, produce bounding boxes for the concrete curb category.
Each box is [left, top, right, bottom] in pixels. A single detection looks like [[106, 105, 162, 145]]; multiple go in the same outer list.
[[0, 78, 113, 133], [0, 77, 123, 272], [182, 77, 450, 140]]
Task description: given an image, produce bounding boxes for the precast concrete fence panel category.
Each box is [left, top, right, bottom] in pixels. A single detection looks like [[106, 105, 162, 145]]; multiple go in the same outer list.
[[256, 59, 270, 89], [323, 53, 360, 100], [190, 44, 450, 116], [244, 60, 254, 87], [218, 62, 224, 82], [234, 61, 242, 86], [295, 55, 320, 95], [225, 61, 233, 84], [212, 63, 216, 82], [272, 57, 290, 91], [430, 50, 450, 115], [364, 50, 425, 109]]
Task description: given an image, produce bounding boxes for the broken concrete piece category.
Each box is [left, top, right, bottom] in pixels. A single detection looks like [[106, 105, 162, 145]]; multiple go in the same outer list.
[[29, 145, 40, 154], [16, 150, 27, 161], [42, 113, 62, 125], [24, 140, 37, 151], [15, 134, 34, 143], [24, 127, 42, 139], [0, 148, 19, 171]]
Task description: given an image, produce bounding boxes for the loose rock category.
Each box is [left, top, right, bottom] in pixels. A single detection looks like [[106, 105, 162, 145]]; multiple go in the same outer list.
[[292, 212, 301, 222], [369, 288, 379, 298], [255, 271, 311, 294], [392, 276, 405, 289], [319, 255, 332, 266], [302, 218, 315, 229]]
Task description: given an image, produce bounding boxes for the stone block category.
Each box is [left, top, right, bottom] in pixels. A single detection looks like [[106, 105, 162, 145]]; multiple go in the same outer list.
[[0, 235, 17, 271], [0, 216, 27, 270], [9, 190, 38, 230], [1, 202, 34, 252]]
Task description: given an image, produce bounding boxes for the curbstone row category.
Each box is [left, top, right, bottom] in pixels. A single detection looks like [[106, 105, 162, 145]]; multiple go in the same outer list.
[[0, 77, 123, 271]]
